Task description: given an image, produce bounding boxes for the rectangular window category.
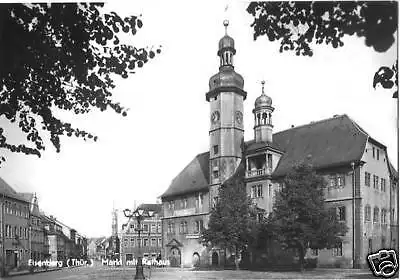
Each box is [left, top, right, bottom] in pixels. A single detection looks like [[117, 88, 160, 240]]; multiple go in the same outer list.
[[151, 224, 156, 233], [213, 197, 218, 208], [158, 238, 162, 247], [269, 184, 272, 196], [373, 208, 380, 223], [381, 209, 387, 224], [330, 175, 337, 188], [338, 206, 346, 221], [143, 238, 149, 247], [267, 154, 272, 169], [365, 172, 371, 187], [213, 145, 218, 155], [377, 149, 380, 160], [151, 238, 156, 247], [332, 242, 343, 256], [337, 175, 345, 187], [368, 238, 373, 253], [143, 224, 149, 232], [373, 147, 375, 158], [213, 170, 219, 179], [257, 185, 263, 197], [194, 220, 204, 234]]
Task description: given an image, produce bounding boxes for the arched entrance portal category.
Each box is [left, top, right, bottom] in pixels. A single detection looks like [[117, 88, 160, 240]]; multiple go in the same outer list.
[[192, 252, 200, 267], [212, 252, 219, 266], [169, 247, 181, 267]]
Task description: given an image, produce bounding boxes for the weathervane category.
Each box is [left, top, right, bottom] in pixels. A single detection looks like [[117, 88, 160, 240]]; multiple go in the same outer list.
[[223, 19, 229, 35], [224, 4, 229, 35], [261, 80, 266, 95]]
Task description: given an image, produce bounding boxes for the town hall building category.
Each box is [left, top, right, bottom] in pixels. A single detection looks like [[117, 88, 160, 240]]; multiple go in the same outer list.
[[160, 21, 398, 269]]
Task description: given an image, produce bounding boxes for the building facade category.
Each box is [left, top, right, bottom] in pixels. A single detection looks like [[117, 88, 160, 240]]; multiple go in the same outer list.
[[160, 21, 399, 268], [120, 204, 162, 264], [19, 193, 45, 261], [0, 178, 31, 270]]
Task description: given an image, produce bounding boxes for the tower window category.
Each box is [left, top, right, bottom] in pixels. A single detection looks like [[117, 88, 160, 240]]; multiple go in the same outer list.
[[213, 170, 219, 179], [213, 145, 219, 155], [262, 112, 267, 124]]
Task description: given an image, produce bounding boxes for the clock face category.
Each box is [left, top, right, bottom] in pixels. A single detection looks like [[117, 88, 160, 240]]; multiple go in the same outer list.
[[235, 111, 243, 124], [211, 111, 220, 124]]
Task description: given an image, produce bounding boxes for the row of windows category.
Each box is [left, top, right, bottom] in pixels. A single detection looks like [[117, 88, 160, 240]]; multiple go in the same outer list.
[[31, 217, 41, 227], [167, 195, 204, 211], [364, 205, 391, 224], [365, 172, 387, 191], [123, 238, 162, 248], [167, 220, 204, 234], [330, 206, 346, 221], [371, 146, 381, 161], [5, 225, 29, 239], [329, 174, 346, 189], [127, 223, 161, 233], [250, 184, 273, 198], [4, 201, 29, 218], [310, 242, 343, 257]]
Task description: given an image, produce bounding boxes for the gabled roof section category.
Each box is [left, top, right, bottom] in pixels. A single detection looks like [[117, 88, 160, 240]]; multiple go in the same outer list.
[[165, 238, 183, 247], [136, 203, 162, 215], [0, 177, 28, 202], [161, 152, 209, 199], [272, 114, 368, 177], [245, 140, 283, 154], [389, 161, 398, 180]]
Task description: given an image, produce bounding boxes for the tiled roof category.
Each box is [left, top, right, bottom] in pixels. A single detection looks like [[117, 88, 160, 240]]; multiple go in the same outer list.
[[136, 203, 162, 214], [272, 114, 368, 177], [389, 161, 398, 180], [0, 177, 28, 202], [245, 140, 283, 153], [161, 152, 209, 199], [18, 192, 34, 203], [161, 114, 375, 198]]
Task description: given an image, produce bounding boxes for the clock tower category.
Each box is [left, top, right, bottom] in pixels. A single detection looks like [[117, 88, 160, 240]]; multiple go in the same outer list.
[[206, 20, 247, 205]]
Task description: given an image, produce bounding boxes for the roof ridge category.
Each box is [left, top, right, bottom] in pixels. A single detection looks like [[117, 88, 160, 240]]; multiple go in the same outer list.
[[345, 114, 369, 137], [274, 114, 347, 135]]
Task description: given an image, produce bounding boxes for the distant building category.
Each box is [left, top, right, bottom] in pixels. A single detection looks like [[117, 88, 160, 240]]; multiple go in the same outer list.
[[19, 193, 44, 261], [160, 21, 398, 269], [40, 214, 87, 263], [0, 178, 30, 270], [119, 204, 162, 263]]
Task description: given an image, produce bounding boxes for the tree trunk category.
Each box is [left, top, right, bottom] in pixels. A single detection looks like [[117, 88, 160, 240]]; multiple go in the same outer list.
[[298, 246, 305, 272], [235, 247, 239, 270]]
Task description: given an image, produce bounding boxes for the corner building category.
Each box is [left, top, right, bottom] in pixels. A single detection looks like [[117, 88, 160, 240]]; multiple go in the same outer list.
[[160, 22, 398, 269]]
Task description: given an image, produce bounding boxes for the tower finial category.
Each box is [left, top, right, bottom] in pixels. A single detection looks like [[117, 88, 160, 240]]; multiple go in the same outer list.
[[223, 19, 229, 35], [261, 80, 266, 95]]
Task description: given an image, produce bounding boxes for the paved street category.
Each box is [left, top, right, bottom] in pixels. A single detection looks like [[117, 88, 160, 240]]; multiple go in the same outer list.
[[4, 266, 378, 280]]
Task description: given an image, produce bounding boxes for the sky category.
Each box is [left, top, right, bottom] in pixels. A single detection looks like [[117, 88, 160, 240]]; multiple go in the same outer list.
[[0, 1, 398, 238]]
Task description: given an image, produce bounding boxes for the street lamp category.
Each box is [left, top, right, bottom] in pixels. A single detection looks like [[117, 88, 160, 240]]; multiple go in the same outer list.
[[123, 207, 154, 280]]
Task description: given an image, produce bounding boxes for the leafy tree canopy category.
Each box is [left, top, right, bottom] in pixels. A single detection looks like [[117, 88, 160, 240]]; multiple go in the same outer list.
[[247, 1, 398, 97], [268, 162, 348, 269], [0, 3, 160, 165], [200, 163, 257, 269]]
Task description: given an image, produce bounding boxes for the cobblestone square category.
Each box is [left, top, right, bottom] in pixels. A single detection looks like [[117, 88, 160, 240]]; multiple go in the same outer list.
[[5, 266, 378, 280]]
